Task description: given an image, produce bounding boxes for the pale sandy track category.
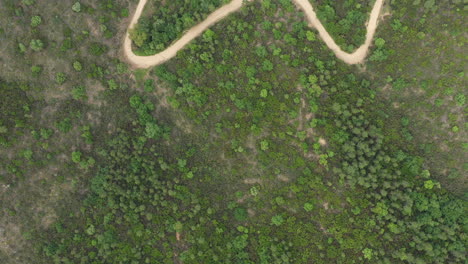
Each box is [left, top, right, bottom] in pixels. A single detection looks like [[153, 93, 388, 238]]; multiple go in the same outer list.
[[123, 0, 243, 68], [124, 0, 384, 68]]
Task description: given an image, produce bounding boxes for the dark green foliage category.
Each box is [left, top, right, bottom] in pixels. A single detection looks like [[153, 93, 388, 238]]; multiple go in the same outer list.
[[60, 37, 73, 51], [143, 79, 155, 92], [71, 85, 87, 100], [0, 1, 465, 264], [0, 80, 33, 146], [46, 124, 217, 263], [130, 0, 227, 55], [71, 150, 94, 169], [234, 207, 248, 221], [314, 0, 373, 51], [55, 118, 72, 133], [325, 96, 466, 264], [128, 94, 170, 139], [88, 42, 108, 56], [31, 65, 42, 76]]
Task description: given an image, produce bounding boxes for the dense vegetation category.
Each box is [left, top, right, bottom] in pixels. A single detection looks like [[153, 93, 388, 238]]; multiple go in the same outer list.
[[326, 100, 466, 263], [130, 0, 228, 55], [313, 0, 375, 52], [0, 0, 466, 264], [366, 0, 467, 194], [0, 80, 35, 147]]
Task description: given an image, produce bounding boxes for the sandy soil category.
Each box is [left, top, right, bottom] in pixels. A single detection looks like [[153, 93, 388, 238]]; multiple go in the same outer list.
[[123, 0, 384, 68]]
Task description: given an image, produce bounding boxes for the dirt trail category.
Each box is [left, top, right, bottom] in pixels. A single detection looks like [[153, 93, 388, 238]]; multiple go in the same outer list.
[[294, 0, 384, 64], [123, 0, 243, 68], [124, 0, 384, 68]]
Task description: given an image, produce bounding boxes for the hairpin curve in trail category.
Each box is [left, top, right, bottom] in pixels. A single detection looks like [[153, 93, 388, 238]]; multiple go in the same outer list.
[[123, 0, 385, 68]]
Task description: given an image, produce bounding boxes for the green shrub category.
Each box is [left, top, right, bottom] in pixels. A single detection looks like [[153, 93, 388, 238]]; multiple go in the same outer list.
[[129, 27, 148, 47], [30, 15, 42, 27], [107, 79, 118, 90], [73, 61, 82, 71], [271, 215, 284, 226], [375, 38, 385, 48], [72, 85, 86, 100], [72, 2, 81, 12], [22, 0, 35, 6], [55, 118, 72, 133], [303, 202, 314, 212], [454, 93, 465, 106], [260, 140, 269, 150], [89, 42, 108, 56], [18, 43, 27, 53], [144, 79, 155, 92], [22, 149, 33, 160], [362, 248, 373, 260], [71, 151, 81, 163], [29, 39, 44, 51], [60, 37, 73, 51], [262, 60, 274, 71], [120, 8, 129, 17], [234, 207, 248, 221], [31, 65, 42, 76], [55, 72, 67, 85]]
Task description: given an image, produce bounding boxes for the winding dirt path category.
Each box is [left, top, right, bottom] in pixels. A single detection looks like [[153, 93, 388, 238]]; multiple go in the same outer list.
[[124, 0, 384, 68], [123, 0, 243, 68]]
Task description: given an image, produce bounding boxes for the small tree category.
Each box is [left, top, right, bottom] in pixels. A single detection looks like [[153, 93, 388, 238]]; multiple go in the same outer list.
[[71, 151, 82, 163], [173, 222, 183, 233], [72, 85, 86, 100], [260, 140, 269, 151], [129, 27, 148, 47], [73, 61, 82, 71], [56, 118, 72, 133], [306, 31, 316, 41], [455, 93, 465, 106], [271, 215, 284, 226], [145, 122, 161, 139], [55, 72, 67, 85], [18, 43, 27, 53], [107, 79, 118, 90], [144, 79, 154, 92], [80, 157, 95, 169], [72, 2, 81, 12], [249, 186, 259, 196], [31, 65, 42, 76], [30, 16, 42, 27], [375, 38, 385, 48], [303, 202, 314, 212], [29, 39, 44, 51], [234, 207, 248, 221], [262, 59, 273, 71], [424, 180, 435, 189], [362, 248, 373, 260]]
